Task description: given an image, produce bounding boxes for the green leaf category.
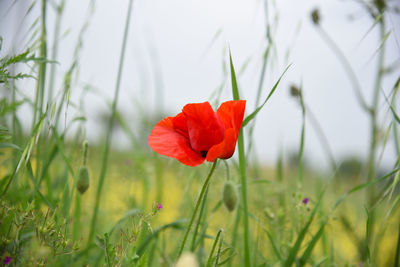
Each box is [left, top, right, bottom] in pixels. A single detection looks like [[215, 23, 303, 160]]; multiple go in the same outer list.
[[242, 64, 291, 127]]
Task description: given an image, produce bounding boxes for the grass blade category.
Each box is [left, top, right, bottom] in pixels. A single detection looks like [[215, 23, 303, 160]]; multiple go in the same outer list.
[[299, 222, 326, 266], [242, 64, 291, 127], [206, 229, 222, 267], [265, 230, 282, 261], [284, 189, 325, 267], [229, 51, 251, 267]]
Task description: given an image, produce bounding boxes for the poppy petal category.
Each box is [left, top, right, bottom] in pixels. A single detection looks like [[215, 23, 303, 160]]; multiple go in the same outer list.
[[182, 102, 225, 153], [206, 128, 236, 161], [148, 117, 205, 166], [206, 100, 246, 161], [172, 112, 189, 139], [216, 100, 246, 135]]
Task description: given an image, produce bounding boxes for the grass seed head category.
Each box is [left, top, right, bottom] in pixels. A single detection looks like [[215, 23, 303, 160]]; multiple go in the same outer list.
[[311, 8, 321, 25]]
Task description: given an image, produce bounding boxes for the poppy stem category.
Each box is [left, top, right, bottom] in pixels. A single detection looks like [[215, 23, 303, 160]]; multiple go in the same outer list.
[[238, 129, 251, 267], [177, 160, 218, 259]]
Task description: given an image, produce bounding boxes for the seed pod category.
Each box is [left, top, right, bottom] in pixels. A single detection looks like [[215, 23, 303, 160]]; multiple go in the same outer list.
[[222, 181, 238, 212], [77, 166, 90, 195]]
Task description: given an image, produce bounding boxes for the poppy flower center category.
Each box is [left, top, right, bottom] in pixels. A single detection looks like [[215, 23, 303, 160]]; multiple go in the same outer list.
[[200, 150, 208, 158]]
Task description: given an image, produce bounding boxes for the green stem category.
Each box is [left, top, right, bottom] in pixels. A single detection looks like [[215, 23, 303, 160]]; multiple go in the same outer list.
[[305, 104, 337, 171], [227, 208, 240, 267], [190, 185, 209, 251], [87, 0, 134, 245], [32, 0, 48, 130], [47, 0, 64, 103], [394, 222, 400, 267], [34, 0, 48, 180], [366, 18, 386, 252], [316, 26, 370, 113], [246, 0, 272, 157], [238, 127, 251, 267], [177, 160, 218, 259]]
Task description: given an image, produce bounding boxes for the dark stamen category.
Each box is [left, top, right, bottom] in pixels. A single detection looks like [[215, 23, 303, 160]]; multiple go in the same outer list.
[[200, 151, 208, 158]]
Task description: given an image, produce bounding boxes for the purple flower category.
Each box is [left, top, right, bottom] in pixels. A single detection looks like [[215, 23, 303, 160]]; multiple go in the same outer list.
[[157, 202, 163, 210], [3, 256, 11, 265], [302, 197, 309, 205]]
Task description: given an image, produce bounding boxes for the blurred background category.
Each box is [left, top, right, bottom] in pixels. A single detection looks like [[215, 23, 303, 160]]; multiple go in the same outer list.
[[1, 0, 399, 170]]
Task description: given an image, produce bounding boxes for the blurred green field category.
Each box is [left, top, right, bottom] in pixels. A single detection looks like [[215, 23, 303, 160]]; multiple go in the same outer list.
[[1, 145, 399, 266], [1, 0, 400, 266]]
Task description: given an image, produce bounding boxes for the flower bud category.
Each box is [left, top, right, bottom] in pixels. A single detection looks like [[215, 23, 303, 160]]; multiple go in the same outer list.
[[222, 181, 238, 212], [77, 166, 90, 195]]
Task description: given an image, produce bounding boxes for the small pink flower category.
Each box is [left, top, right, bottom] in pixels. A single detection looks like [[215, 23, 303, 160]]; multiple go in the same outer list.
[[157, 202, 163, 210], [3, 256, 11, 265], [302, 198, 309, 205]]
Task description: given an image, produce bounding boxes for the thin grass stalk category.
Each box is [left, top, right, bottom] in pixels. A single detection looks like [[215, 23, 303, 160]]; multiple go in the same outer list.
[[246, 0, 272, 157], [366, 19, 386, 253], [47, 0, 65, 103], [237, 125, 251, 267], [73, 193, 81, 242], [227, 206, 240, 267], [230, 52, 251, 267], [315, 26, 370, 113], [33, 0, 48, 181], [87, 0, 134, 244], [177, 160, 218, 259], [214, 230, 224, 267], [190, 185, 209, 251], [394, 222, 400, 267], [305, 104, 337, 171], [391, 77, 400, 154], [155, 155, 163, 204], [298, 91, 306, 185], [32, 0, 48, 130]]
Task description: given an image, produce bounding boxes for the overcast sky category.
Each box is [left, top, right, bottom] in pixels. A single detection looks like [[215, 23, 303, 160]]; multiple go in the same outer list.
[[1, 0, 399, 170]]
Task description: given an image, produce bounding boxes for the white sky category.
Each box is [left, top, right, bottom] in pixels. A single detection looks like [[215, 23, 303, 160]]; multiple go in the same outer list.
[[1, 0, 399, 170]]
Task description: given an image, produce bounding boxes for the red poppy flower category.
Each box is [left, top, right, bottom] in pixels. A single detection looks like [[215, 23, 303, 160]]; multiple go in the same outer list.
[[148, 100, 246, 166]]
